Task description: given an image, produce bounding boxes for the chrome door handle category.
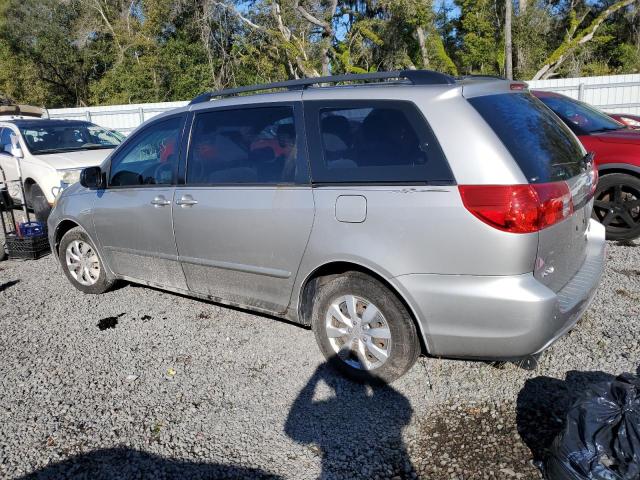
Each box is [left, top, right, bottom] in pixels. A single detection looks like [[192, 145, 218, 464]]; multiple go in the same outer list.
[[151, 196, 171, 207], [176, 195, 198, 207]]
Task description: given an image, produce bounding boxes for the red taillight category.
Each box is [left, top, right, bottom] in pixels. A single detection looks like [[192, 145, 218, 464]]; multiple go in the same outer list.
[[459, 182, 574, 233], [510, 82, 527, 91]]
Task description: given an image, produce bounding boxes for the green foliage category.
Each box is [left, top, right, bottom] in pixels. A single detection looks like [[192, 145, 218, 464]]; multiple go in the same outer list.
[[455, 0, 500, 74], [0, 0, 638, 106]]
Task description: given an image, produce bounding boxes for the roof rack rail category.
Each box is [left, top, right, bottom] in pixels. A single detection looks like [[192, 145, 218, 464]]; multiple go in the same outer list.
[[189, 70, 456, 105]]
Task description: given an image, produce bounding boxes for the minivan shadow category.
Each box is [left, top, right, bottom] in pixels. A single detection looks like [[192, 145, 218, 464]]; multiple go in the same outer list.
[[17, 447, 282, 479]]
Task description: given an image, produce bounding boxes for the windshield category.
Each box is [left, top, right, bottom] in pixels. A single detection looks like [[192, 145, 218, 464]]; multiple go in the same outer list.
[[537, 94, 625, 135], [19, 123, 122, 154]]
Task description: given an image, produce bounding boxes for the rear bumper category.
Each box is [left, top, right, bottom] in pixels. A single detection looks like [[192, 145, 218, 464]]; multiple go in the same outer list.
[[394, 219, 606, 360]]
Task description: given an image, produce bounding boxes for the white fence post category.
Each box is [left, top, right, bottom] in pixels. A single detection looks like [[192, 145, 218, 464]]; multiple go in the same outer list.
[[578, 83, 585, 101]]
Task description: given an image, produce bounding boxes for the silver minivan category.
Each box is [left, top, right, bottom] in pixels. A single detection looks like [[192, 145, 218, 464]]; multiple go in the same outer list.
[[48, 71, 606, 383]]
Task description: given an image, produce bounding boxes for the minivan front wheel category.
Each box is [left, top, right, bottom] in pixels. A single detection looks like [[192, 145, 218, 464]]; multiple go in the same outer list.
[[311, 272, 420, 383], [59, 227, 114, 294]]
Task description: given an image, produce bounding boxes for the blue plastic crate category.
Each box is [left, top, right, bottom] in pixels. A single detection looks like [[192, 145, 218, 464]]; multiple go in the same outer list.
[[19, 221, 45, 237]]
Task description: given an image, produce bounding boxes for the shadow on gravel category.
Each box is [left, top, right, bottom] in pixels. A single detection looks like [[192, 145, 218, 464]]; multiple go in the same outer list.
[[285, 361, 415, 479], [0, 279, 20, 293], [17, 447, 282, 479], [516, 367, 640, 462]]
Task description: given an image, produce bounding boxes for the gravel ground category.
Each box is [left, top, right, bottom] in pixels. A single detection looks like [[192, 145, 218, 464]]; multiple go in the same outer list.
[[0, 236, 638, 480]]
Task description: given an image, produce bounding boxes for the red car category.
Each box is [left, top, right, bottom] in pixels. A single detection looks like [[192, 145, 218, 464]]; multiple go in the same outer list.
[[532, 90, 640, 241], [609, 113, 640, 129]]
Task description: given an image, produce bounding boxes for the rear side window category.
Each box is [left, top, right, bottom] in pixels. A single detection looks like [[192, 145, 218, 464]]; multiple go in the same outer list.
[[469, 93, 585, 183], [187, 106, 301, 185], [308, 101, 453, 184]]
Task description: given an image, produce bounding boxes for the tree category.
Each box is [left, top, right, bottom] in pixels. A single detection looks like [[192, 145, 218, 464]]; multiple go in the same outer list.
[[533, 0, 637, 79], [455, 0, 502, 74]]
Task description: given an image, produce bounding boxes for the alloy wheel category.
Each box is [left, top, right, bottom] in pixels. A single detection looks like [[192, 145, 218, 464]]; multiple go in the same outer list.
[[593, 183, 640, 233]]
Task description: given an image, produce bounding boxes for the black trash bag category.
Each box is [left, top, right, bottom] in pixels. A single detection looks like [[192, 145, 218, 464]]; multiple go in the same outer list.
[[542, 373, 640, 479]]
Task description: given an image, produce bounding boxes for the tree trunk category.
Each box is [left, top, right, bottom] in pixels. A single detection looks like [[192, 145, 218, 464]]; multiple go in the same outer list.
[[416, 26, 430, 69], [505, 0, 513, 79]]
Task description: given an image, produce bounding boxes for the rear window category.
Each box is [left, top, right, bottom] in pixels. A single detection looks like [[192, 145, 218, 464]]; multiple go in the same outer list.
[[308, 101, 453, 184], [469, 93, 585, 183]]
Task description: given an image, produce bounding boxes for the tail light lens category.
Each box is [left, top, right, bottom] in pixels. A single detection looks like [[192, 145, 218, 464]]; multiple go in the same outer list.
[[459, 182, 574, 233]]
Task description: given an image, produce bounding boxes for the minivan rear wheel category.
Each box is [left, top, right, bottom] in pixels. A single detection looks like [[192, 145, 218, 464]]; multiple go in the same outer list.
[[59, 227, 114, 294], [311, 272, 420, 383], [593, 173, 640, 241]]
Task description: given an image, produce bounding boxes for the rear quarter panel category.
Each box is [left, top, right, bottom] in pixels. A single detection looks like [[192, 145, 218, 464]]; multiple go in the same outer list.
[[297, 186, 538, 278]]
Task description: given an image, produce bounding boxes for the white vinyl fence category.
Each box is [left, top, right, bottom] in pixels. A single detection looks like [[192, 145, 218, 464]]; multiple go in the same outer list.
[[47, 73, 640, 135], [528, 73, 640, 115]]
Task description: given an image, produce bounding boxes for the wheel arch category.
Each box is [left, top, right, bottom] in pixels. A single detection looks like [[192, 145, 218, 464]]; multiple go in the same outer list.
[[296, 260, 431, 355], [598, 163, 640, 179], [54, 219, 81, 256], [23, 177, 36, 202], [54, 218, 116, 280]]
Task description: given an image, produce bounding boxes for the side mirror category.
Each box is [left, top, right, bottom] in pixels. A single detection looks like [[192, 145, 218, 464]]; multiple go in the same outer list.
[[80, 166, 104, 189]]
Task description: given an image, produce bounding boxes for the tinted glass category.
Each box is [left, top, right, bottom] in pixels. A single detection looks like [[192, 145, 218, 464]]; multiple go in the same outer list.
[[18, 122, 121, 154], [187, 106, 299, 184], [469, 93, 586, 183], [109, 117, 182, 187], [536, 94, 625, 135], [313, 102, 452, 183]]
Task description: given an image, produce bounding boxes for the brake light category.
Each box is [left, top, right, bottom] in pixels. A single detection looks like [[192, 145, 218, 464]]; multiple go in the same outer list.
[[510, 82, 527, 91], [459, 182, 574, 233]]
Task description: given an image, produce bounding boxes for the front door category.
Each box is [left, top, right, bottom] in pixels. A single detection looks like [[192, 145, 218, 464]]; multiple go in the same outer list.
[[93, 115, 188, 290], [173, 103, 314, 314]]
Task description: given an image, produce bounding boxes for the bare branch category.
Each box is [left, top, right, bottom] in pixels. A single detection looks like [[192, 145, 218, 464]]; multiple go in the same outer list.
[[293, 0, 331, 32]]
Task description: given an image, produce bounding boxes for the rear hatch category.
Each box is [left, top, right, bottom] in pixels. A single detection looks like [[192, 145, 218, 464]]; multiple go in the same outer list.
[[467, 90, 596, 292]]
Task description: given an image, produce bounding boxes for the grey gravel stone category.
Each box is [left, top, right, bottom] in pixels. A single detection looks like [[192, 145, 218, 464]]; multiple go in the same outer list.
[[0, 236, 638, 479]]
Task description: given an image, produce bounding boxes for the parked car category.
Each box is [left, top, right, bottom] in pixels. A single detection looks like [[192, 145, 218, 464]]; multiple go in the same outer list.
[[48, 72, 605, 383], [532, 90, 640, 240], [609, 112, 640, 129], [0, 117, 122, 221]]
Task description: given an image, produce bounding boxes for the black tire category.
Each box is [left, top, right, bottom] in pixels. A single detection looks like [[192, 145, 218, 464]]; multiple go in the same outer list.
[[311, 272, 421, 384], [29, 184, 52, 223], [593, 173, 640, 241], [59, 226, 114, 294]]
